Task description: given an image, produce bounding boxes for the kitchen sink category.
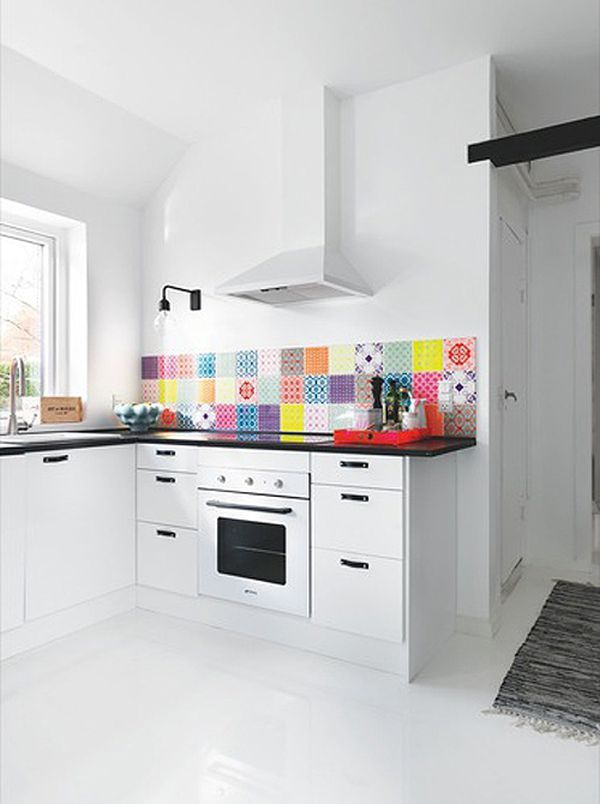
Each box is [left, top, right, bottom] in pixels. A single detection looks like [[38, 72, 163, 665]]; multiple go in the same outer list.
[[0, 431, 125, 445]]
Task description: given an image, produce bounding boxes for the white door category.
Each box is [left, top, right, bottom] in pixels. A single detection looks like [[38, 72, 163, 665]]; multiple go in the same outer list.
[[0, 456, 27, 632], [501, 219, 528, 585]]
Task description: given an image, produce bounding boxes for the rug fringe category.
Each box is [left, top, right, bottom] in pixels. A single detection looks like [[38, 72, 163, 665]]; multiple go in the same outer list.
[[483, 707, 600, 746]]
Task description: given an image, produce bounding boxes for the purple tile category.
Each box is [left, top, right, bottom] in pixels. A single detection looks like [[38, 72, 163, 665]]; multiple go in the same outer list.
[[258, 404, 280, 431], [142, 355, 158, 380], [329, 375, 355, 404]]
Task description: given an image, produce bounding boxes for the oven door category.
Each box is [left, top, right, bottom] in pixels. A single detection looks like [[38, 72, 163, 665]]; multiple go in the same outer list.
[[198, 490, 309, 617]]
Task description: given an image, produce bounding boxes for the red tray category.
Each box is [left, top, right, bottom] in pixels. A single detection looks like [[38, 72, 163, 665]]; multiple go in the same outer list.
[[333, 428, 430, 446]]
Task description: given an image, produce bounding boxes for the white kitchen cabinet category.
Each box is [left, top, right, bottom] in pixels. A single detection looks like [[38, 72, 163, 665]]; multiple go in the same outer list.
[[25, 446, 135, 621], [137, 443, 198, 473], [311, 452, 403, 490], [0, 456, 27, 632], [137, 469, 197, 529], [312, 548, 404, 642], [137, 522, 198, 596]]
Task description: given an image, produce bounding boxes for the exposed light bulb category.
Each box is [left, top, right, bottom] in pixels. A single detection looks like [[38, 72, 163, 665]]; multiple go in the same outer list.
[[153, 309, 178, 337]]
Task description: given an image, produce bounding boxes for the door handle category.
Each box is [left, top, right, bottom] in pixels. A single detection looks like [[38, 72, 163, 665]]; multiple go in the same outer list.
[[43, 454, 69, 463], [156, 449, 176, 456], [339, 460, 369, 469], [341, 493, 369, 503], [504, 390, 518, 403], [204, 499, 293, 515], [340, 558, 370, 570], [156, 529, 176, 538], [156, 475, 176, 483]]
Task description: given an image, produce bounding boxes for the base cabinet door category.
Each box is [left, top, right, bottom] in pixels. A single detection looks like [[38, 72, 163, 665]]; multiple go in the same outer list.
[[312, 548, 404, 643], [137, 522, 198, 596], [0, 456, 27, 632], [25, 446, 135, 620]]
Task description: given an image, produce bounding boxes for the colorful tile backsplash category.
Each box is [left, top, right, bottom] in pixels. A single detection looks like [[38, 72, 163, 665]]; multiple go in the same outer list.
[[141, 337, 477, 436]]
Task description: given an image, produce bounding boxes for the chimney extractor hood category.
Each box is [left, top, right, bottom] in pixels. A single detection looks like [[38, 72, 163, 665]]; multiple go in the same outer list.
[[216, 88, 371, 304]]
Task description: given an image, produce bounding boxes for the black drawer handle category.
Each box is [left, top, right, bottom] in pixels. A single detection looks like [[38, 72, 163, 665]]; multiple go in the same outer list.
[[156, 475, 176, 483], [340, 558, 370, 570], [156, 529, 176, 538], [341, 493, 369, 503], [43, 454, 69, 464], [156, 449, 176, 457], [339, 461, 369, 469]]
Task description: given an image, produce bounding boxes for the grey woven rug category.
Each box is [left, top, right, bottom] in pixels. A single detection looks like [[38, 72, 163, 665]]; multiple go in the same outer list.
[[492, 580, 600, 744]]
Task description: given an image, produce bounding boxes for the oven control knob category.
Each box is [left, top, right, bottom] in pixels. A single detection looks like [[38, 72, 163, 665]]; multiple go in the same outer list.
[[217, 475, 226, 483], [274, 479, 283, 489], [244, 476, 254, 486]]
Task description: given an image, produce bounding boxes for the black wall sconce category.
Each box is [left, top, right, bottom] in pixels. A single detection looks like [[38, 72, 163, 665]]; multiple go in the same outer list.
[[154, 285, 202, 336]]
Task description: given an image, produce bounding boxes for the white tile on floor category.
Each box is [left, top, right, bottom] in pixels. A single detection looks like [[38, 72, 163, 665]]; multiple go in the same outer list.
[[1, 571, 598, 804]]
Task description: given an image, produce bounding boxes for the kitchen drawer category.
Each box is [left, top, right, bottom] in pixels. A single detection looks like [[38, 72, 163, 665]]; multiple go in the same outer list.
[[311, 452, 403, 490], [137, 522, 197, 596], [137, 443, 197, 473], [312, 548, 403, 642], [312, 485, 403, 559], [137, 470, 197, 529]]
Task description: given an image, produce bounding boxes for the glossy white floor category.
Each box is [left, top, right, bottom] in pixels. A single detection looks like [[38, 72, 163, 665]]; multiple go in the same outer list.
[[1, 572, 598, 804]]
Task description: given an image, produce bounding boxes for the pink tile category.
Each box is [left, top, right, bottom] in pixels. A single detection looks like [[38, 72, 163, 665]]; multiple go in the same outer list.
[[236, 378, 257, 404], [304, 405, 329, 432], [443, 337, 476, 371], [412, 372, 442, 404], [215, 404, 236, 429]]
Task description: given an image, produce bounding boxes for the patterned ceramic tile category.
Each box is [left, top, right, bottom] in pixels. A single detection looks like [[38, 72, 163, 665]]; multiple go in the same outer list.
[[412, 372, 442, 404], [236, 378, 257, 404], [194, 404, 216, 430], [444, 407, 477, 437], [329, 375, 355, 404], [442, 370, 477, 405], [304, 405, 329, 432], [328, 404, 354, 430], [329, 344, 354, 374], [197, 378, 215, 404], [382, 341, 411, 374], [141, 356, 158, 380], [444, 337, 475, 371], [281, 375, 304, 404], [304, 375, 329, 404], [236, 350, 258, 377], [215, 404, 236, 429], [142, 380, 159, 402], [304, 346, 329, 375], [258, 348, 281, 376], [281, 347, 304, 376], [159, 355, 178, 379], [197, 353, 216, 378], [237, 404, 258, 431], [355, 342, 383, 374], [383, 372, 412, 397], [177, 354, 195, 378], [258, 376, 280, 404], [413, 339, 443, 372], [280, 404, 304, 432], [176, 403, 196, 430], [355, 374, 375, 408], [216, 352, 236, 377], [177, 379, 198, 404], [162, 379, 178, 404], [215, 377, 235, 404], [258, 404, 280, 431]]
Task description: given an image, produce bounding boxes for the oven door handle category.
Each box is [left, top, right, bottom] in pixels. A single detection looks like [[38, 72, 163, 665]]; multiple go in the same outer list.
[[204, 499, 294, 515]]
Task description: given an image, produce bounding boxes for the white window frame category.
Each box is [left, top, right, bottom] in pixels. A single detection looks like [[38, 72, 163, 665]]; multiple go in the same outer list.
[[0, 221, 64, 399]]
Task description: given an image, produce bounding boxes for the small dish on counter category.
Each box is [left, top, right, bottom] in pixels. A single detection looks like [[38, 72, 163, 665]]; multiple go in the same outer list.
[[113, 403, 163, 432]]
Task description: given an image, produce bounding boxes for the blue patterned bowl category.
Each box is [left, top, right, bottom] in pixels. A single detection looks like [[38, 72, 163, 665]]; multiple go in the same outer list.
[[114, 402, 163, 432]]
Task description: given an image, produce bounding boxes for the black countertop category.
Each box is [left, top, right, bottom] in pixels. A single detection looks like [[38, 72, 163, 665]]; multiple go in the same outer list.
[[0, 429, 475, 458]]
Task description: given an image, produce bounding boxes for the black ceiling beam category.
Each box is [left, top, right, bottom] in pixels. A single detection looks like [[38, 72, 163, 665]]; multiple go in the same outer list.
[[468, 115, 600, 167]]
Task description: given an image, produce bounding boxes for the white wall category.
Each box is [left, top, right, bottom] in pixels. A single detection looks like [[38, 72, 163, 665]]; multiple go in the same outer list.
[[1, 162, 142, 426], [528, 150, 600, 573], [142, 57, 495, 624]]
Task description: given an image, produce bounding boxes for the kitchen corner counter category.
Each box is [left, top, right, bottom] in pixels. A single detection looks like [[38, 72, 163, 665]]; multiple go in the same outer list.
[[0, 429, 475, 457]]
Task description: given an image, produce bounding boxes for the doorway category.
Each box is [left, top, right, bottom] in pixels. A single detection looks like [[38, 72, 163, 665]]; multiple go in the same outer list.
[[500, 218, 528, 589]]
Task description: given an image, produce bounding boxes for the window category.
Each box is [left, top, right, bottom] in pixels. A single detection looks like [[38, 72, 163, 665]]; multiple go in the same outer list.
[[0, 223, 58, 415]]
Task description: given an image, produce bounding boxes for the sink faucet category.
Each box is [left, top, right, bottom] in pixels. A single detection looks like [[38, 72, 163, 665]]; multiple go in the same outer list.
[[7, 357, 27, 435]]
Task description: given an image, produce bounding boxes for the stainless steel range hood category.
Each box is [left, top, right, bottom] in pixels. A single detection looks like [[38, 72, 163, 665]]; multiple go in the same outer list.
[[216, 88, 371, 304]]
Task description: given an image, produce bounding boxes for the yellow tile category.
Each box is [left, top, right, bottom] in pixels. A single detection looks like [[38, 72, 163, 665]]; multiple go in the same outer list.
[[158, 380, 166, 404], [280, 404, 304, 432], [329, 344, 355, 373], [413, 339, 443, 372], [198, 378, 215, 403], [164, 379, 178, 404], [215, 377, 235, 403]]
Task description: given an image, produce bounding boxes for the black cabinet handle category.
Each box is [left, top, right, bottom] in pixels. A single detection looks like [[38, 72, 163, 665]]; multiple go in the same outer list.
[[341, 493, 369, 503], [340, 558, 370, 570], [43, 454, 69, 464], [155, 475, 176, 484], [156, 449, 176, 456], [156, 529, 176, 538], [339, 460, 369, 469]]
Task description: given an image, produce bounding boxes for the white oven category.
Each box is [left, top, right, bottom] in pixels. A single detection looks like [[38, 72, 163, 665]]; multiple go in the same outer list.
[[198, 464, 310, 616]]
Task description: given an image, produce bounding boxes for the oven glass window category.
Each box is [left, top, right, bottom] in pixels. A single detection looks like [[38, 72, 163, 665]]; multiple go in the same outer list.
[[217, 518, 286, 585]]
